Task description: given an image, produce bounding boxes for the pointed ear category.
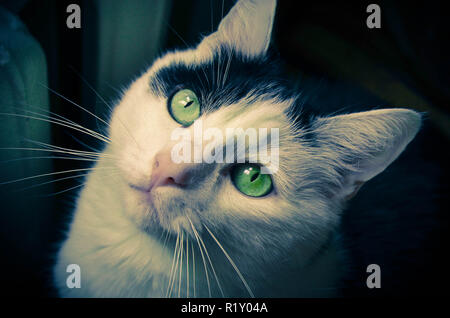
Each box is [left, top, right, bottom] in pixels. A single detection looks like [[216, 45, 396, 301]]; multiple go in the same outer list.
[[312, 109, 422, 200], [199, 0, 277, 57]]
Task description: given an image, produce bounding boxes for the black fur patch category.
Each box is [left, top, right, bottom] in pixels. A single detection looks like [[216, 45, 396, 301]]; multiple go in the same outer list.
[[149, 45, 312, 120]]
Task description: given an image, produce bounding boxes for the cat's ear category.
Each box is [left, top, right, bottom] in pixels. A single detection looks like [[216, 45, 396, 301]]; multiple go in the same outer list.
[[199, 0, 277, 57], [312, 109, 422, 200]]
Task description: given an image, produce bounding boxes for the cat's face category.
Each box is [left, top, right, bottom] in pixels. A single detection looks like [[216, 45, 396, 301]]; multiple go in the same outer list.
[[108, 50, 327, 262], [106, 0, 420, 267]]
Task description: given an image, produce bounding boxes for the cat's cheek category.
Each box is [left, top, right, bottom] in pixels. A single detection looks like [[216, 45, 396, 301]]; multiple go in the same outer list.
[[122, 185, 155, 227]]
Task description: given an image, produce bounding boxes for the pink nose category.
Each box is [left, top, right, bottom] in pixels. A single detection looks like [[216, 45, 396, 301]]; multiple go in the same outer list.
[[148, 150, 192, 191]]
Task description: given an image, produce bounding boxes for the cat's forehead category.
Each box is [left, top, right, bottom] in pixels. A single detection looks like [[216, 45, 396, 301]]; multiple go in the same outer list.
[[199, 98, 290, 132], [147, 46, 295, 116]]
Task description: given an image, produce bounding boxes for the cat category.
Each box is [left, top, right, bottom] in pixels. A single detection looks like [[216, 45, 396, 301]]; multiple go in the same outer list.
[[53, 0, 423, 297]]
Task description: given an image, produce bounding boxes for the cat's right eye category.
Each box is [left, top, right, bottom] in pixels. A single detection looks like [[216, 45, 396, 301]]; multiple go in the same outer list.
[[230, 164, 273, 197], [168, 88, 201, 126]]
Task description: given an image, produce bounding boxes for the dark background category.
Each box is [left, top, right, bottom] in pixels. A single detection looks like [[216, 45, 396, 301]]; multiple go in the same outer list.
[[0, 0, 448, 298]]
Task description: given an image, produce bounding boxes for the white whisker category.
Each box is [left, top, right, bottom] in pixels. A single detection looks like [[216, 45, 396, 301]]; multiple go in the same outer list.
[[15, 172, 91, 192], [37, 182, 86, 197], [0, 166, 116, 186], [61, 132, 105, 153], [0, 147, 106, 159], [170, 232, 183, 298], [191, 242, 196, 298], [186, 216, 212, 297], [7, 108, 110, 143], [42, 83, 111, 128], [178, 231, 184, 298], [186, 235, 189, 298], [166, 232, 179, 298], [190, 221, 225, 297], [203, 224, 254, 298], [20, 139, 115, 158], [0, 155, 105, 164], [0, 112, 111, 144], [26, 139, 105, 155], [222, 49, 233, 87], [69, 67, 142, 149]]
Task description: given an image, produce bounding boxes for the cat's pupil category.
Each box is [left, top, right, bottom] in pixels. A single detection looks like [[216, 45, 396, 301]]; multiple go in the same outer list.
[[184, 100, 194, 108], [250, 172, 259, 182]]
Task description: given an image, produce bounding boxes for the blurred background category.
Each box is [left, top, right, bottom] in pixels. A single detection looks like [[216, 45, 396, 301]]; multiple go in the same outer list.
[[0, 0, 448, 297]]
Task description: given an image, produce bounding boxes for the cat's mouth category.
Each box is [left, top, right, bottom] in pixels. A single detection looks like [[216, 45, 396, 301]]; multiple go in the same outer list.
[[127, 182, 194, 233], [128, 183, 156, 204], [128, 181, 182, 201]]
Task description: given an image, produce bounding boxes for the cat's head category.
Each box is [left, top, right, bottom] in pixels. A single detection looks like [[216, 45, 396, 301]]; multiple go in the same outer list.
[[107, 0, 421, 270]]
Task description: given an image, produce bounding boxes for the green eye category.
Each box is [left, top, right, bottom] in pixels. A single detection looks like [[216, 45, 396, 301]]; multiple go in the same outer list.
[[169, 89, 200, 126], [230, 164, 273, 197]]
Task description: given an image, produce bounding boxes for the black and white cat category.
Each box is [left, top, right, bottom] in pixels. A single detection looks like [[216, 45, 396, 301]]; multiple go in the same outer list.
[[54, 0, 422, 297]]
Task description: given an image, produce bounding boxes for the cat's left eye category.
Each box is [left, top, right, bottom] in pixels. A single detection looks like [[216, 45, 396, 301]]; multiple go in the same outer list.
[[230, 164, 273, 197], [168, 88, 201, 126]]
